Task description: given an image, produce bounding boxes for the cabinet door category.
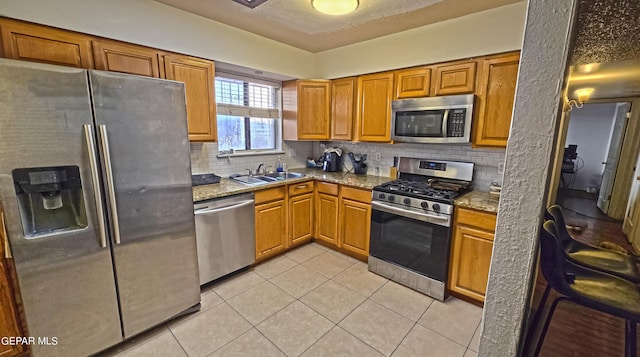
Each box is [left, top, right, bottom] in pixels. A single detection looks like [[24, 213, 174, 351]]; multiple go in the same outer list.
[[164, 54, 217, 142], [449, 224, 494, 303], [93, 39, 160, 77], [255, 200, 286, 261], [355, 72, 394, 142], [289, 193, 314, 246], [298, 80, 331, 140], [0, 19, 93, 68], [433, 61, 476, 96], [395, 67, 431, 99], [330, 77, 356, 140], [316, 193, 339, 246], [473, 52, 520, 147], [339, 198, 371, 257], [0, 208, 25, 357]]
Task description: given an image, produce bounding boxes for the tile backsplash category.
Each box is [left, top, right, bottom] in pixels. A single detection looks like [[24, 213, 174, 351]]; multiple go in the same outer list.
[[190, 140, 505, 192], [190, 141, 314, 177], [314, 141, 506, 192]]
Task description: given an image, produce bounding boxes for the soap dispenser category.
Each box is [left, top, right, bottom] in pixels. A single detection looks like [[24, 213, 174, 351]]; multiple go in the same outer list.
[[276, 156, 284, 172]]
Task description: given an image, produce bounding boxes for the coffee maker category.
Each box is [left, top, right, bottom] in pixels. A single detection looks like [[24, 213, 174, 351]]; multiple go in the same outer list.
[[320, 147, 343, 172]]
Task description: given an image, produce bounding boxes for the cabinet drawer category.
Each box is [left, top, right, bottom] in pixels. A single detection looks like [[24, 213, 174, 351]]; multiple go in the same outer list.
[[288, 180, 314, 197], [255, 186, 286, 205], [340, 186, 371, 203], [455, 207, 496, 233], [317, 181, 339, 196]]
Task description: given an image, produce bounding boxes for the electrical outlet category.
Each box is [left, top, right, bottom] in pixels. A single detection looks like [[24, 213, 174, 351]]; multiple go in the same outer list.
[[498, 163, 505, 174], [288, 148, 296, 157], [375, 152, 381, 161]]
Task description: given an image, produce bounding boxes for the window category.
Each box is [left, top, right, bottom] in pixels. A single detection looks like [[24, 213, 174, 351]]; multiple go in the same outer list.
[[215, 74, 281, 154]]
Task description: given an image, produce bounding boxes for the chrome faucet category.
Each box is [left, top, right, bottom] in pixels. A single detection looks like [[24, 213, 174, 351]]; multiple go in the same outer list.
[[256, 163, 265, 175]]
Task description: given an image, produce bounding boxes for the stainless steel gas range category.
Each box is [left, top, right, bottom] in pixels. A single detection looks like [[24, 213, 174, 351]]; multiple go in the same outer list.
[[368, 157, 474, 301]]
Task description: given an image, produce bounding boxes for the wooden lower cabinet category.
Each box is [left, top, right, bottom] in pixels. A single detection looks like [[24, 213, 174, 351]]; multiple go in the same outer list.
[[448, 207, 497, 303], [338, 187, 372, 259], [0, 206, 26, 357], [315, 193, 339, 246], [289, 193, 314, 246], [255, 188, 287, 262]]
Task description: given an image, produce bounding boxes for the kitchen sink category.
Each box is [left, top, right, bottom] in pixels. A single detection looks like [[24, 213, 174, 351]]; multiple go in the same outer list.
[[261, 172, 306, 180], [230, 172, 306, 186]]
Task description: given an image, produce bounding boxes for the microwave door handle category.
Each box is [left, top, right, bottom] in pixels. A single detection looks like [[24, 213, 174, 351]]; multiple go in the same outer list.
[[441, 109, 450, 137]]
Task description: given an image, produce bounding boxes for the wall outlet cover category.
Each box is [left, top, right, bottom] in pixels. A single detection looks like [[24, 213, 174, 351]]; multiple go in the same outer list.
[[498, 163, 505, 174], [288, 148, 296, 157], [375, 152, 381, 161]]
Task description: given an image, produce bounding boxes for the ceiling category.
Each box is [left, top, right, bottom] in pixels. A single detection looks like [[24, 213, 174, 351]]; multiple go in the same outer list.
[[155, 0, 522, 52]]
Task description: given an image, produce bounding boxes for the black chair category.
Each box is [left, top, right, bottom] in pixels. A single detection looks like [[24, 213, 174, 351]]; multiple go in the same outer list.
[[545, 204, 640, 283], [534, 220, 640, 357]]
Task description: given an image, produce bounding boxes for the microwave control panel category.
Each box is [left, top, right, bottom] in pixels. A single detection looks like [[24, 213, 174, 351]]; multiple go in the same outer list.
[[447, 109, 466, 137]]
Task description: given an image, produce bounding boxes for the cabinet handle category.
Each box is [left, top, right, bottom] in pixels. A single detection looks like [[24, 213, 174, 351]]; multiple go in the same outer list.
[[297, 185, 308, 189], [1, 210, 10, 259]]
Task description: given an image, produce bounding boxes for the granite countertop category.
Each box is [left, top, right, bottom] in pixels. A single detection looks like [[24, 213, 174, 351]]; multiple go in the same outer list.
[[454, 191, 500, 214], [192, 167, 392, 202]]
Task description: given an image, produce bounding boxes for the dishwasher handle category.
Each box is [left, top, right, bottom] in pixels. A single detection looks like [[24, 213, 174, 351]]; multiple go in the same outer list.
[[194, 199, 254, 215]]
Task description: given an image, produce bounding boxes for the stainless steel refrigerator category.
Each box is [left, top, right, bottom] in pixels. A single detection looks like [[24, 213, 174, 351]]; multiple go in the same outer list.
[[0, 59, 200, 357]]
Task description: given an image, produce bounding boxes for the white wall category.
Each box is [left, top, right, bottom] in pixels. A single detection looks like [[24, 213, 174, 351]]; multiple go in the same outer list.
[[0, 0, 315, 79], [314, 2, 527, 78], [565, 103, 617, 190]]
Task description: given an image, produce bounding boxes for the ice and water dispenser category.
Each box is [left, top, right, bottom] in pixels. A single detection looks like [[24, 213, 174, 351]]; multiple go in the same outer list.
[[12, 166, 87, 238]]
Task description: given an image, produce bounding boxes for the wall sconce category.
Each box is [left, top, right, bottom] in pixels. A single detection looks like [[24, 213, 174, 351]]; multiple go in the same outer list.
[[312, 0, 359, 15], [567, 87, 594, 111]]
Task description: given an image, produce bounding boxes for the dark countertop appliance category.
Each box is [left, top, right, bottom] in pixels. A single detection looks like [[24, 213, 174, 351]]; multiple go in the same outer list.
[[368, 157, 474, 301], [321, 147, 343, 172], [348, 152, 367, 175]]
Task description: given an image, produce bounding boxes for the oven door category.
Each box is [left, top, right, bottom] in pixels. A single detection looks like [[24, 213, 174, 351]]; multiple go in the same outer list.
[[369, 202, 451, 282]]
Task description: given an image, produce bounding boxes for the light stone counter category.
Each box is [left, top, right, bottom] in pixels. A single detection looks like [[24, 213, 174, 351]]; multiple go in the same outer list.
[[192, 168, 393, 202], [454, 191, 500, 214]]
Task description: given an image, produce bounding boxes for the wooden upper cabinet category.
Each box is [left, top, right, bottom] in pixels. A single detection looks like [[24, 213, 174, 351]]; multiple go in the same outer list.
[[473, 52, 520, 147], [0, 18, 93, 68], [163, 54, 217, 142], [355, 72, 394, 142], [433, 61, 476, 96], [395, 67, 431, 99], [93, 39, 161, 77], [283, 80, 331, 140], [330, 77, 356, 141]]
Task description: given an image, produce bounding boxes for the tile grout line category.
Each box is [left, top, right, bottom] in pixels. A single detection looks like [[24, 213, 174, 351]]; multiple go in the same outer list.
[[166, 323, 193, 357]]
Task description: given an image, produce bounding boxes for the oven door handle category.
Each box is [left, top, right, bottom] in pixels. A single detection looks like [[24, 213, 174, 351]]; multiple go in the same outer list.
[[372, 201, 450, 227]]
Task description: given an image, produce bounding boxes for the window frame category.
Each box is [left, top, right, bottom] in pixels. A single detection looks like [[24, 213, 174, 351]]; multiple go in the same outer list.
[[214, 72, 283, 157]]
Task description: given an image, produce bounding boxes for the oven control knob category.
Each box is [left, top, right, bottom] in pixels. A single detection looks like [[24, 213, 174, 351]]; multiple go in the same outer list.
[[388, 195, 395, 202], [378, 193, 386, 200], [432, 204, 441, 212], [403, 198, 411, 205], [421, 201, 428, 209]]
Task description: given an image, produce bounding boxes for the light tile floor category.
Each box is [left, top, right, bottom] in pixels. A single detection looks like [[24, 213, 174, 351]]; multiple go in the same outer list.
[[99, 242, 483, 357]]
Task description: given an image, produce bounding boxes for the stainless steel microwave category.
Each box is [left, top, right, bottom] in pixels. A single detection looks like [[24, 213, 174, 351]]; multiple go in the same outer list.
[[391, 94, 474, 144]]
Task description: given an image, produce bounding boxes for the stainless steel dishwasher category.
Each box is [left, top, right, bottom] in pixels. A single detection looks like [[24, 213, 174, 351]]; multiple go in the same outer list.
[[194, 193, 255, 285]]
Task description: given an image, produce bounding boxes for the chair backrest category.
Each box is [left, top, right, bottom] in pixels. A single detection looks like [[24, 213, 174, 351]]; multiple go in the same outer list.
[[539, 220, 574, 296], [545, 205, 573, 247]]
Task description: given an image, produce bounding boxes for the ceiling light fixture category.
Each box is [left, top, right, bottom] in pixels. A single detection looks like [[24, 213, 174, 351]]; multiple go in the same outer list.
[[312, 0, 359, 15]]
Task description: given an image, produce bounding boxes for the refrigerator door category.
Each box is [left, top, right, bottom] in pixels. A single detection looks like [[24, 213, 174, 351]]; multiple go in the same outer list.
[[0, 59, 122, 356], [89, 70, 200, 337]]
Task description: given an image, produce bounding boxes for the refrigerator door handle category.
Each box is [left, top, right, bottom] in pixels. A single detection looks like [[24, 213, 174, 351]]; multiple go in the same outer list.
[[98, 124, 122, 245], [84, 124, 108, 248]]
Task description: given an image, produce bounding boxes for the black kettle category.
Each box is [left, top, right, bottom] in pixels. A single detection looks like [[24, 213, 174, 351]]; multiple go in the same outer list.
[[348, 152, 367, 175]]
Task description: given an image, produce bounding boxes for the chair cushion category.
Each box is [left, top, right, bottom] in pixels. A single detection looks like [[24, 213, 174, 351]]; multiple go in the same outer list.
[[570, 274, 640, 317]]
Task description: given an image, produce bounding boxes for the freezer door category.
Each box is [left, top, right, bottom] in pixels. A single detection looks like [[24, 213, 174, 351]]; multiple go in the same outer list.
[[0, 59, 122, 356], [89, 70, 200, 338]]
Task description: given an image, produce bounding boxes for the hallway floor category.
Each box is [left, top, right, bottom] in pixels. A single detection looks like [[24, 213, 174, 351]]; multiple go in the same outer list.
[[99, 243, 482, 357], [527, 189, 638, 356]]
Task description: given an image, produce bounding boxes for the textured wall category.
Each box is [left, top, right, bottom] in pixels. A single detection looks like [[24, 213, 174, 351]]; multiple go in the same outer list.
[[314, 142, 505, 192], [479, 0, 577, 356]]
